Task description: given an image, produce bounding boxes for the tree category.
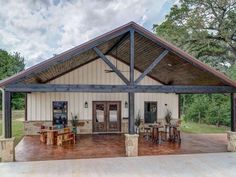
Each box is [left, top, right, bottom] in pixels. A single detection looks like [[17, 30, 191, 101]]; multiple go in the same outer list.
[[0, 49, 25, 110], [154, 0, 236, 70], [153, 0, 235, 127]]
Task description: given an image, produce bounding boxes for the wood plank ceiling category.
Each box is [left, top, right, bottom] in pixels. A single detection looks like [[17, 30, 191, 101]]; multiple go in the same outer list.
[[13, 31, 232, 86]]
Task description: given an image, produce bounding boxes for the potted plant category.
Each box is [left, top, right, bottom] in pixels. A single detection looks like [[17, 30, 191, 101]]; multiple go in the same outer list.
[[135, 111, 141, 134], [165, 109, 172, 125], [70, 113, 79, 134]]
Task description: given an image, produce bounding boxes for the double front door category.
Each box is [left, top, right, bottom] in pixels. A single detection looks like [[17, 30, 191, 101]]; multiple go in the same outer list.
[[93, 101, 121, 133]]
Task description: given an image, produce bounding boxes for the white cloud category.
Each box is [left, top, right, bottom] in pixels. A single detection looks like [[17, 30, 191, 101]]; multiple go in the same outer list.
[[0, 0, 172, 67]]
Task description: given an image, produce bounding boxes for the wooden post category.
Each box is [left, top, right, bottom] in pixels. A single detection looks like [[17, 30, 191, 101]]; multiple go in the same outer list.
[[231, 93, 236, 132], [228, 93, 236, 152], [25, 93, 27, 121], [4, 91, 12, 138], [128, 92, 135, 134], [178, 94, 181, 119], [129, 29, 135, 134], [130, 29, 134, 85]]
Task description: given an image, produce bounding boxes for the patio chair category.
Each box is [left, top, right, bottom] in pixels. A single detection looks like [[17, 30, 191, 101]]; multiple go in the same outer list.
[[158, 125, 167, 144], [173, 126, 181, 143], [143, 127, 151, 141], [173, 120, 181, 143]]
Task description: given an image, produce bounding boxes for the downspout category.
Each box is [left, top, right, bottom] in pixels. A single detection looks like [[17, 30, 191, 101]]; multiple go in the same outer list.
[[0, 87, 4, 138]]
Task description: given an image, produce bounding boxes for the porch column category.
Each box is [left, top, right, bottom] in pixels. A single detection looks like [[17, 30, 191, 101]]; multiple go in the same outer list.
[[125, 29, 139, 157], [4, 91, 12, 138], [128, 28, 135, 134], [128, 92, 135, 134], [0, 90, 15, 162], [227, 93, 236, 152], [231, 93, 236, 132]]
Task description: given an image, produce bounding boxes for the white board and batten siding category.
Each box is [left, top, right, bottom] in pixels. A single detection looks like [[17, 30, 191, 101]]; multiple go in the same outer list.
[[27, 56, 179, 121]]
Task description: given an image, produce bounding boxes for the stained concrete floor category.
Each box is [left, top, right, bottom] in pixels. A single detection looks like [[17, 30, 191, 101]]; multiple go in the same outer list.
[[1, 153, 236, 177], [15, 133, 227, 161]]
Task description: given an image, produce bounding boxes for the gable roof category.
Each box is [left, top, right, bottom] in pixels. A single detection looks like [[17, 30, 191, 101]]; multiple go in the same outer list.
[[1, 21, 236, 88]]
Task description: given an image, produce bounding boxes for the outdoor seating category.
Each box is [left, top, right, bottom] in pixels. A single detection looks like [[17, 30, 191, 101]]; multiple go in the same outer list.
[[167, 120, 181, 142], [57, 131, 76, 146], [149, 124, 166, 144], [147, 120, 181, 145], [38, 125, 76, 146]]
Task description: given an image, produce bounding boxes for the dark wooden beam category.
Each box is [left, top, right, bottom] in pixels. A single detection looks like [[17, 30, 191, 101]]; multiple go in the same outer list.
[[129, 29, 135, 134], [128, 92, 135, 134], [93, 47, 129, 85], [25, 93, 27, 121], [178, 94, 181, 119], [135, 50, 169, 84], [4, 91, 12, 138], [5, 84, 236, 93], [231, 93, 236, 131], [130, 29, 135, 85]]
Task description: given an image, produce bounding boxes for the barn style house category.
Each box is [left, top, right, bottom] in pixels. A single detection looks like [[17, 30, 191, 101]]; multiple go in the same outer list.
[[1, 22, 236, 162]]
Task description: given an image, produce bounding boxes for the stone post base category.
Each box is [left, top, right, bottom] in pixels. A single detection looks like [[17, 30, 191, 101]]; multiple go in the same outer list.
[[0, 137, 15, 162], [125, 134, 139, 157], [227, 131, 236, 152]]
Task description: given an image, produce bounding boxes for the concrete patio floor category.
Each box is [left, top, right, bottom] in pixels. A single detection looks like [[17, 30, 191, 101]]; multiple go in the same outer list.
[[15, 133, 227, 161], [1, 153, 236, 177]]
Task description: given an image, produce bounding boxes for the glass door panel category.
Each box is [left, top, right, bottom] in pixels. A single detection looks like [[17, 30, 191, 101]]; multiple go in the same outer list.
[[93, 102, 107, 132], [107, 102, 120, 132], [109, 104, 118, 122]]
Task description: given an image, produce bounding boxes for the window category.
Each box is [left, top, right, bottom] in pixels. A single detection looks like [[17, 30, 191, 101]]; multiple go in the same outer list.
[[144, 102, 157, 123], [53, 101, 68, 126]]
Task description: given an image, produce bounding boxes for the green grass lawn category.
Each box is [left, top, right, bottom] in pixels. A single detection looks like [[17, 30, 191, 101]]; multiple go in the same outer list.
[[0, 110, 24, 145], [181, 121, 229, 134]]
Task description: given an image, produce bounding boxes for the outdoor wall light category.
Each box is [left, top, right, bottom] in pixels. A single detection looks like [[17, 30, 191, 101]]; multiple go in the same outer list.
[[165, 104, 167, 106], [125, 101, 128, 108], [84, 101, 88, 108]]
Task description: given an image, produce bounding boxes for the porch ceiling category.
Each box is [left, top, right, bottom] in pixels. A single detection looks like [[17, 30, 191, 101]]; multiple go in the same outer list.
[[1, 22, 236, 87]]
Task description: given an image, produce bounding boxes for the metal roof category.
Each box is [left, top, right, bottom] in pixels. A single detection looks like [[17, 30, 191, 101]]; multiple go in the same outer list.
[[1, 21, 236, 88]]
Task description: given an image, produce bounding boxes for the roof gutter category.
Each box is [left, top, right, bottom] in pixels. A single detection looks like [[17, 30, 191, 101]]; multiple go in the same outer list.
[[0, 87, 5, 138]]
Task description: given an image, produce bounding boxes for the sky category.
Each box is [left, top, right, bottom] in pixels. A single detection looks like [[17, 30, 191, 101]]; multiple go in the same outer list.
[[0, 0, 176, 67]]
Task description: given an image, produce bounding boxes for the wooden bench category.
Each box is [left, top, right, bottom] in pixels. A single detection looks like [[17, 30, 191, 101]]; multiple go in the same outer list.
[[57, 131, 76, 146]]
